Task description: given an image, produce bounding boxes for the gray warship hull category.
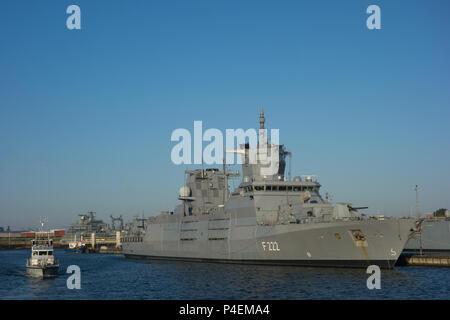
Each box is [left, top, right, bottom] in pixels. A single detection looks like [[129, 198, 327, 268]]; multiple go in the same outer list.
[[123, 216, 416, 269], [404, 219, 450, 252]]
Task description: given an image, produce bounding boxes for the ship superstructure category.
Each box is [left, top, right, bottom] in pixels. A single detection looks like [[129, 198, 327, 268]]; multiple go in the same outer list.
[[63, 211, 109, 242]]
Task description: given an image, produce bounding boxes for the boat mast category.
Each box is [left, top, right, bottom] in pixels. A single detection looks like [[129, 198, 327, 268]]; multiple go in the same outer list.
[[415, 185, 419, 218]]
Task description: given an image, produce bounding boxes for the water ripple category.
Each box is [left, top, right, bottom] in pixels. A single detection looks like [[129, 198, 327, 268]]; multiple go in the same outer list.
[[1, 250, 449, 299]]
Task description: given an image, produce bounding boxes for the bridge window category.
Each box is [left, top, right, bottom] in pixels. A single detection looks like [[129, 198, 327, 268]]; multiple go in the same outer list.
[[279, 186, 286, 191], [47, 251, 53, 255], [272, 186, 279, 191], [266, 186, 272, 191], [254, 186, 264, 191], [287, 186, 293, 191], [293, 186, 301, 192]]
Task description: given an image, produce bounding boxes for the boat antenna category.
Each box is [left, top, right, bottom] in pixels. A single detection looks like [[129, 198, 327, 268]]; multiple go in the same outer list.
[[415, 185, 419, 218], [222, 149, 226, 174], [223, 150, 228, 205], [259, 106, 265, 144], [288, 151, 292, 182], [201, 153, 204, 178], [259, 106, 265, 130], [39, 216, 47, 232]]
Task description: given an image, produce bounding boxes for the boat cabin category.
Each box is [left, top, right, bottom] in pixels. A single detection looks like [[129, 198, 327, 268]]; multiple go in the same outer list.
[[28, 237, 56, 266]]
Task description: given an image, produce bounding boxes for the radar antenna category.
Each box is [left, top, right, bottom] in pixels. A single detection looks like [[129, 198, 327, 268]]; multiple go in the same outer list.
[[415, 185, 419, 218], [39, 216, 48, 232]]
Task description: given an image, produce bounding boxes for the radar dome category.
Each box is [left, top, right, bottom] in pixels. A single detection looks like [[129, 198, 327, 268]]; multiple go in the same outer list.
[[179, 186, 191, 198]]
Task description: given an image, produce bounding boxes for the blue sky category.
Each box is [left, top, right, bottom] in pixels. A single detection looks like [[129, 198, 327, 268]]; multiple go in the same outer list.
[[1, 0, 449, 229]]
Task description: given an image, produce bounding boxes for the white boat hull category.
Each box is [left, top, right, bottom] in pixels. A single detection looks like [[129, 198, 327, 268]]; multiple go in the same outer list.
[[26, 265, 59, 278]]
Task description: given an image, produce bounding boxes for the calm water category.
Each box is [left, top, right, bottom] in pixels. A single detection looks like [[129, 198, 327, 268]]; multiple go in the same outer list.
[[1, 249, 449, 299]]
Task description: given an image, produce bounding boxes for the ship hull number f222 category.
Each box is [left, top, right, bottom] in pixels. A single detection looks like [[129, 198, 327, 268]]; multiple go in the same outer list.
[[261, 241, 280, 251]]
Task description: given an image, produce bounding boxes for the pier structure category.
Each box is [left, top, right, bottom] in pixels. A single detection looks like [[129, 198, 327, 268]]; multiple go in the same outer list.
[[86, 231, 122, 253], [398, 254, 450, 267], [83, 232, 120, 247]]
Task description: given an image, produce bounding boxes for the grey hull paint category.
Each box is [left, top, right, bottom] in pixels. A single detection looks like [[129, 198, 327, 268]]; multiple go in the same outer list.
[[124, 254, 397, 269], [405, 219, 450, 251], [123, 218, 416, 269]]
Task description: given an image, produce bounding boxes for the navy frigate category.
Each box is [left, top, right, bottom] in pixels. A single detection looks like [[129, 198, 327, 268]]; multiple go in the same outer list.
[[122, 110, 418, 269]]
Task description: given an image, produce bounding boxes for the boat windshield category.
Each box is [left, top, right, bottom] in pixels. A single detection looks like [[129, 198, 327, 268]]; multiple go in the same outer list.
[[37, 251, 53, 256]]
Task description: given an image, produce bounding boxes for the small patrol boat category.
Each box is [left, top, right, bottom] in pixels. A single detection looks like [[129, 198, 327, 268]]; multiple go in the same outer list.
[[26, 220, 59, 278]]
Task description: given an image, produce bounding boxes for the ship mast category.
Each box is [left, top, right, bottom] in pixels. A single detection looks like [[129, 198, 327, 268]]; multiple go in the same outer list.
[[415, 184, 419, 218], [259, 107, 266, 144]]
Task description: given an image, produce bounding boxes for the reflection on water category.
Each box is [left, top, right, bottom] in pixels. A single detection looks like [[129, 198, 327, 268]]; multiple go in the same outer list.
[[27, 276, 59, 299], [0, 249, 449, 299]]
